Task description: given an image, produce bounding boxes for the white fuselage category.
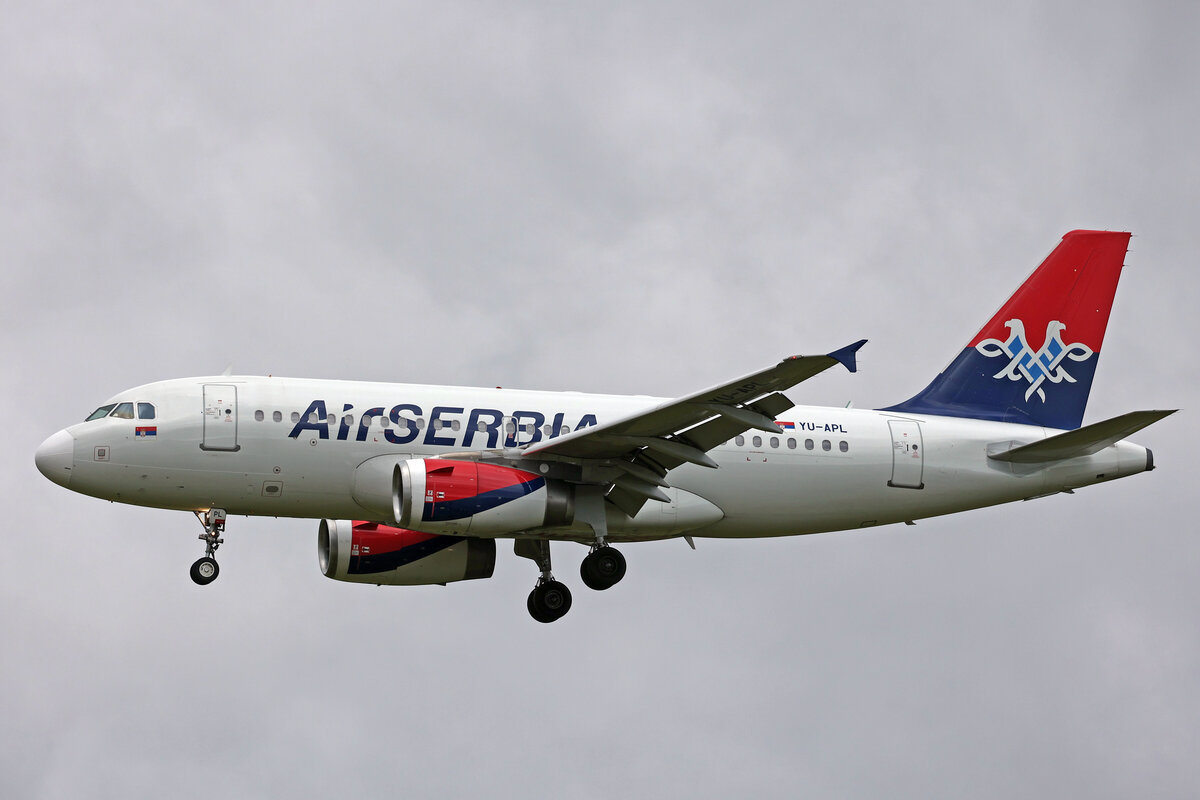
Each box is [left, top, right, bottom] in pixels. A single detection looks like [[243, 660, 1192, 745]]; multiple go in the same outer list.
[[44, 375, 1152, 542]]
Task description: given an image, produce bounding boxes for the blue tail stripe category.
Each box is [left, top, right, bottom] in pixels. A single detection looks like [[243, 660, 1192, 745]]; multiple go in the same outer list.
[[882, 348, 1099, 430]]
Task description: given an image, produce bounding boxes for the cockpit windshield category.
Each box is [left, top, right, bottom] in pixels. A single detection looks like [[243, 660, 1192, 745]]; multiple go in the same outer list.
[[84, 401, 156, 422], [86, 404, 116, 421]]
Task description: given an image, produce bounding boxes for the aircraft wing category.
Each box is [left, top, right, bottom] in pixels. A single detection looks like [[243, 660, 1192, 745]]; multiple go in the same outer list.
[[519, 340, 866, 515]]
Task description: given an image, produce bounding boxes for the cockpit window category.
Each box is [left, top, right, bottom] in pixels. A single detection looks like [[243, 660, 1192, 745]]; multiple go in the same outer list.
[[137, 403, 156, 420], [110, 402, 135, 419], [86, 404, 116, 421]]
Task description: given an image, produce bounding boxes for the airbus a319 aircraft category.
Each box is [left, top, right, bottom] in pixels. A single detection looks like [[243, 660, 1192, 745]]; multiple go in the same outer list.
[[36, 231, 1175, 622]]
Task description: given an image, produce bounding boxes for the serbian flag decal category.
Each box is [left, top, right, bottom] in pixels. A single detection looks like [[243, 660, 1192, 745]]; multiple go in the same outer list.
[[135, 426, 157, 438]]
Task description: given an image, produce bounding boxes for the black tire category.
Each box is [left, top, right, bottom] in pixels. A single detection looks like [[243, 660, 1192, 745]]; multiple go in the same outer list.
[[190, 556, 219, 585], [527, 589, 552, 623], [580, 546, 626, 591], [530, 580, 572, 622]]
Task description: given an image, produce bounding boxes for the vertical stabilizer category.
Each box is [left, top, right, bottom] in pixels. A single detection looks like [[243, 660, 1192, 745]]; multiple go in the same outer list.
[[883, 230, 1131, 430]]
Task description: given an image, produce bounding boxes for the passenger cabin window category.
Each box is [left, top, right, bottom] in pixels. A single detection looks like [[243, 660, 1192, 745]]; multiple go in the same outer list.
[[840, 440, 849, 453], [273, 411, 282, 423], [137, 403, 156, 420], [86, 404, 116, 421], [735, 435, 745, 446], [291, 412, 300, 423], [110, 402, 135, 419], [254, 410, 265, 422]]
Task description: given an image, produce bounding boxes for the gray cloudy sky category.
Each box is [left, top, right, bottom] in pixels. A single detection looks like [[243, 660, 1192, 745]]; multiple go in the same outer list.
[[4, 2, 1198, 797]]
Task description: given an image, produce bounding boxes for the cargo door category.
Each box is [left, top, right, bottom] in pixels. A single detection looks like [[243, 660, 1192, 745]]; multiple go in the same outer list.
[[201, 384, 240, 452]]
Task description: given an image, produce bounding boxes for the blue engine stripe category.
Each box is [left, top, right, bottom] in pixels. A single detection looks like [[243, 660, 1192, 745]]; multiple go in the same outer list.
[[348, 535, 460, 575], [423, 476, 546, 522]]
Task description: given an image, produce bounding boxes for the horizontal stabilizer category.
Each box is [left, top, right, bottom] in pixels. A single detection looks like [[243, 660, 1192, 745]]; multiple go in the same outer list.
[[988, 410, 1177, 464]]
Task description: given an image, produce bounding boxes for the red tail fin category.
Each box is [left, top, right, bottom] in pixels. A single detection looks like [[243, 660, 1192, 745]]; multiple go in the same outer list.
[[884, 230, 1131, 430]]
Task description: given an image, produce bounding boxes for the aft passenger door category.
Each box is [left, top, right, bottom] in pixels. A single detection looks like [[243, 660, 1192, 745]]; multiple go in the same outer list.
[[201, 384, 240, 452], [887, 419, 924, 489]]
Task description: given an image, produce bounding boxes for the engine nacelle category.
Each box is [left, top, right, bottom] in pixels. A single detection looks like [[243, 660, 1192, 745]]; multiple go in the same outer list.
[[396, 459, 574, 535], [318, 519, 495, 585]]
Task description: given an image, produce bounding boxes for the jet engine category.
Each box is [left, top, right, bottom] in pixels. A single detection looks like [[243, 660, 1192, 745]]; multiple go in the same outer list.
[[318, 519, 495, 585], [350, 457, 575, 535], [394, 459, 574, 535]]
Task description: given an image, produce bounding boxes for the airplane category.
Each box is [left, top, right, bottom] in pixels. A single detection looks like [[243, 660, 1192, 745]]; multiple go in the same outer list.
[[35, 230, 1175, 622]]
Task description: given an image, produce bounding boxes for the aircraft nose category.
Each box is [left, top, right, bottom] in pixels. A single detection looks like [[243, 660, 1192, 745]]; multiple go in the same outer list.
[[35, 429, 75, 487]]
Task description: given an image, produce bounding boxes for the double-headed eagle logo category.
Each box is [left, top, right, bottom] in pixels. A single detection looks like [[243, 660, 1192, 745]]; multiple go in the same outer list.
[[975, 320, 1094, 402]]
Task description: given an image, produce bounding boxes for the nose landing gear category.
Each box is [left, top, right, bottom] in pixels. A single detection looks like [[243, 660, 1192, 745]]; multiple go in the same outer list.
[[190, 508, 226, 585]]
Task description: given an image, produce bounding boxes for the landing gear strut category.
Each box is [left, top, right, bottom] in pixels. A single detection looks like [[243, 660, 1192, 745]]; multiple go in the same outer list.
[[515, 539, 572, 623], [512, 489, 631, 621], [190, 508, 226, 586], [575, 485, 626, 591]]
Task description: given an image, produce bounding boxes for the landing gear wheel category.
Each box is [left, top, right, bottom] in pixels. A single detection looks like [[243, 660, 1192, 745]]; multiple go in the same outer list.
[[190, 509, 227, 586], [580, 546, 626, 591], [190, 556, 219, 585], [528, 580, 572, 623]]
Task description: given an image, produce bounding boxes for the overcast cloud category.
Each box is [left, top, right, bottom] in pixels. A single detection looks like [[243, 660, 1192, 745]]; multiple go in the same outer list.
[[3, 2, 1198, 798]]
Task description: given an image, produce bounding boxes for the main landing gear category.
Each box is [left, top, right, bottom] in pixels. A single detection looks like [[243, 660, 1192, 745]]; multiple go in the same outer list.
[[580, 544, 626, 591], [514, 538, 628, 623], [190, 508, 226, 586], [515, 488, 630, 622], [515, 539, 572, 623]]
